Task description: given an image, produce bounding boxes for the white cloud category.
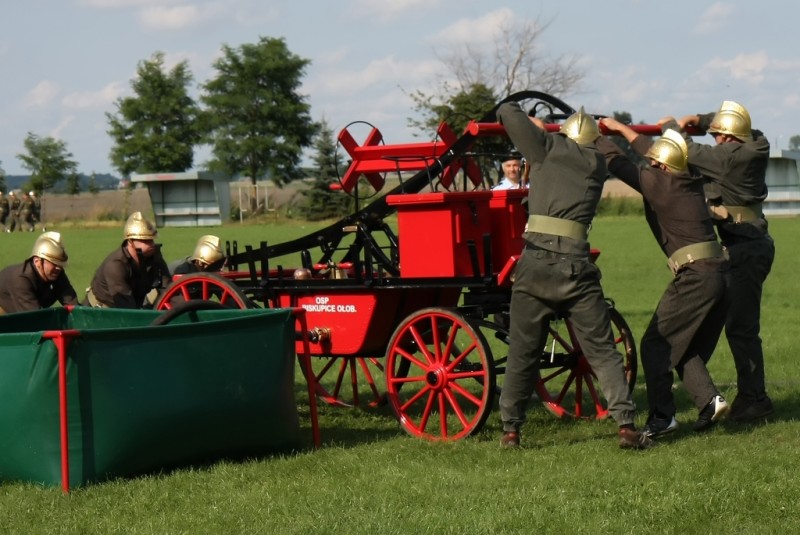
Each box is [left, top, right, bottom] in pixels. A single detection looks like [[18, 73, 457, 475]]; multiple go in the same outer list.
[[62, 82, 127, 109], [704, 52, 770, 83], [23, 81, 60, 109], [352, 0, 441, 19], [139, 4, 217, 30], [693, 2, 735, 35], [432, 9, 514, 46], [78, 0, 182, 7], [316, 56, 440, 94], [50, 116, 76, 140]]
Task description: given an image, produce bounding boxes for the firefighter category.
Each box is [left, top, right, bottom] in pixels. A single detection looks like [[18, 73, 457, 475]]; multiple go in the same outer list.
[[0, 231, 78, 314], [598, 119, 730, 437], [673, 101, 775, 422], [19, 191, 36, 231], [85, 211, 171, 308], [169, 235, 226, 275], [495, 102, 652, 450]]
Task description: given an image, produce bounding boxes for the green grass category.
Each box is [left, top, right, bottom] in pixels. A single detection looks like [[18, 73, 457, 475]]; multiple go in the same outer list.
[[1, 216, 799, 534]]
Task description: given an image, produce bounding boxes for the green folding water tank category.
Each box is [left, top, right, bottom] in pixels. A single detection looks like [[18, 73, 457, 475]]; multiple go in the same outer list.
[[0, 306, 301, 488]]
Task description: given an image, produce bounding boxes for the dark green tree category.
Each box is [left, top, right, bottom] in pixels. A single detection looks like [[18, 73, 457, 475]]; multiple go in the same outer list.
[[201, 37, 317, 189], [299, 119, 353, 220], [16, 133, 79, 193], [409, 82, 509, 185], [789, 135, 800, 151], [107, 51, 202, 177], [0, 160, 6, 192], [64, 173, 81, 195], [88, 172, 100, 194]]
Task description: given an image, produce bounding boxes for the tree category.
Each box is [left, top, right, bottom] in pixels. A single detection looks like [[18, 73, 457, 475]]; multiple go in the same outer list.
[[0, 160, 6, 193], [298, 118, 353, 220], [409, 16, 584, 134], [107, 51, 202, 177], [201, 37, 317, 189], [789, 135, 800, 151], [16, 133, 79, 194], [64, 173, 81, 195], [88, 172, 100, 194]]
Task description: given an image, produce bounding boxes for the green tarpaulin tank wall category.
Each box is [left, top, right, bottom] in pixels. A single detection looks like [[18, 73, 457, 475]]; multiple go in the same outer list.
[[0, 306, 311, 491]]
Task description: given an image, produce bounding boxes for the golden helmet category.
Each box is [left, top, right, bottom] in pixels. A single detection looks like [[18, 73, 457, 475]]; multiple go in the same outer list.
[[560, 106, 601, 145], [707, 100, 752, 141], [191, 235, 225, 266], [31, 231, 68, 268], [124, 211, 158, 240], [645, 129, 689, 173]]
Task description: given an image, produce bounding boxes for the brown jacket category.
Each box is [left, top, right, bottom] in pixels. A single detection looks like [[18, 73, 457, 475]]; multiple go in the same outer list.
[[0, 259, 78, 313]]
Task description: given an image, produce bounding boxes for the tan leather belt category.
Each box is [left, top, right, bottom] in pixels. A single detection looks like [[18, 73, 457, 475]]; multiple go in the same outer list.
[[667, 241, 724, 274], [725, 203, 762, 223], [527, 214, 589, 241], [85, 287, 109, 308]]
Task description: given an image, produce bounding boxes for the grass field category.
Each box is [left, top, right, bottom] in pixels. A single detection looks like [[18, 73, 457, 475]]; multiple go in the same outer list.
[[0, 215, 798, 534]]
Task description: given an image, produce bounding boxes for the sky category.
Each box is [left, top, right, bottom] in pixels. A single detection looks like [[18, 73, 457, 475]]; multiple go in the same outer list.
[[2, 0, 798, 177]]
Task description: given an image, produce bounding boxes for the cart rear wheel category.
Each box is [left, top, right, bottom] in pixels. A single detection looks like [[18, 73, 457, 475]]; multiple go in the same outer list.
[[298, 355, 386, 408], [535, 306, 637, 419], [385, 307, 495, 440], [154, 273, 256, 311]]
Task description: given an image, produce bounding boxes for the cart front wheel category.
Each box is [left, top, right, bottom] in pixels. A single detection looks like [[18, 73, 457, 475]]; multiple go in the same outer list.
[[385, 307, 495, 440]]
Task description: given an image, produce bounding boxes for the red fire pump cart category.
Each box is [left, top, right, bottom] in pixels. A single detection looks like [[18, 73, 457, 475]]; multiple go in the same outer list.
[[154, 91, 677, 441]]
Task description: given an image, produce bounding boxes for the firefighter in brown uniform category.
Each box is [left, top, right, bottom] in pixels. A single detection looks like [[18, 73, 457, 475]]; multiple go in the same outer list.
[[496, 102, 652, 450], [169, 235, 226, 275], [85, 211, 171, 308], [673, 101, 774, 422], [598, 121, 730, 437], [0, 231, 78, 314], [0, 191, 8, 231]]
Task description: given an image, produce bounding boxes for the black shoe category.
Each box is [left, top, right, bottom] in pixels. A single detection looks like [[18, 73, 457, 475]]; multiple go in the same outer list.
[[643, 414, 678, 438], [694, 395, 729, 431], [730, 395, 773, 422], [500, 431, 520, 448], [618, 428, 655, 450]]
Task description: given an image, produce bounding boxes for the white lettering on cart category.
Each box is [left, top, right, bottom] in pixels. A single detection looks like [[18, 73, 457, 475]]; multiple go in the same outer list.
[[302, 297, 358, 313]]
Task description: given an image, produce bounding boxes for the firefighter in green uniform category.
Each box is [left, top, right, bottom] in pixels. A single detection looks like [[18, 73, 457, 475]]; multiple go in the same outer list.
[[8, 191, 20, 232], [496, 102, 652, 450], [19, 191, 36, 231]]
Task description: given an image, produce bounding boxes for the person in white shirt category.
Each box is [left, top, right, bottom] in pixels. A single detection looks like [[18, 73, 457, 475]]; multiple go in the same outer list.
[[493, 151, 525, 190]]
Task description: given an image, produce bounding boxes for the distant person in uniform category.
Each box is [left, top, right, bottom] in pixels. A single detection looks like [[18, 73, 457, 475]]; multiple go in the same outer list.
[[0, 191, 8, 232], [0, 231, 78, 314], [169, 235, 227, 276], [30, 191, 42, 229], [19, 191, 36, 232], [85, 212, 171, 308], [492, 151, 526, 190], [7, 191, 20, 232]]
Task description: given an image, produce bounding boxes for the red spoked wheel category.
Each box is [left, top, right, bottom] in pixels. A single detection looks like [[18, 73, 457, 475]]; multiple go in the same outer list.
[[535, 306, 637, 419], [153, 273, 256, 310], [385, 307, 495, 440], [299, 355, 386, 408]]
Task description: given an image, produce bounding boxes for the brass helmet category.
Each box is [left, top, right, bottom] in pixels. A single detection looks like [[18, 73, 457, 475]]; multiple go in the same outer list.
[[31, 231, 68, 268], [124, 211, 157, 240], [645, 129, 689, 173], [560, 106, 601, 145], [707, 100, 752, 141], [190, 235, 225, 266]]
